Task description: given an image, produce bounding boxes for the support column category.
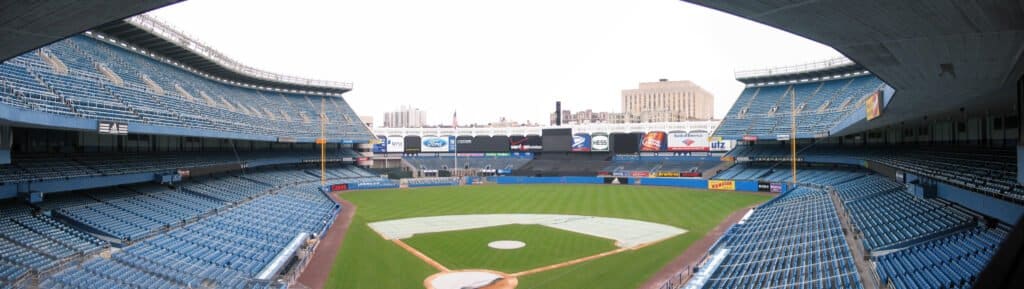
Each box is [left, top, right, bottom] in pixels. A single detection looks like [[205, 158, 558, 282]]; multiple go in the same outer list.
[[0, 125, 10, 164], [1017, 74, 1024, 184]]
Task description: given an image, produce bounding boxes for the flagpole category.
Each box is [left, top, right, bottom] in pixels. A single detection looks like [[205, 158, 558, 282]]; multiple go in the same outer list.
[[453, 111, 458, 178]]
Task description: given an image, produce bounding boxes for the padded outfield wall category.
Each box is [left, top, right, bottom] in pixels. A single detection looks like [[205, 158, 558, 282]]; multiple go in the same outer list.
[[491, 176, 775, 193]]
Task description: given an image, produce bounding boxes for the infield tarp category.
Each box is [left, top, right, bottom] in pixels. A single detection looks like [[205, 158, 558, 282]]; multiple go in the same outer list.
[[368, 214, 686, 248]]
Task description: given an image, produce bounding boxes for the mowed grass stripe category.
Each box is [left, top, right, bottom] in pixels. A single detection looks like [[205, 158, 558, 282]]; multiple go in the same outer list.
[[325, 184, 771, 289]]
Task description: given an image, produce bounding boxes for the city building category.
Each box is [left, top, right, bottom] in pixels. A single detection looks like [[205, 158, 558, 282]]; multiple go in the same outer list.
[[383, 105, 427, 128], [549, 109, 614, 125], [358, 115, 374, 128], [621, 79, 714, 122]]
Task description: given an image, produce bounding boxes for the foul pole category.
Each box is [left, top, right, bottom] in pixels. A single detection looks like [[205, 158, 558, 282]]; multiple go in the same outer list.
[[790, 88, 797, 183], [453, 111, 458, 178], [320, 97, 326, 186]]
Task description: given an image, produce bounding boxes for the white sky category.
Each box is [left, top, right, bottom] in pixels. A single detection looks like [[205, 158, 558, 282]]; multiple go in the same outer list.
[[148, 0, 843, 126]]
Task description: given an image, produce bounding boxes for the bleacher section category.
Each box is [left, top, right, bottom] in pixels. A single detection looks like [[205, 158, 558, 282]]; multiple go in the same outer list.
[[406, 177, 459, 187], [404, 157, 530, 171], [514, 154, 611, 177], [602, 158, 720, 175], [701, 187, 862, 289], [713, 75, 885, 139], [0, 35, 370, 140]]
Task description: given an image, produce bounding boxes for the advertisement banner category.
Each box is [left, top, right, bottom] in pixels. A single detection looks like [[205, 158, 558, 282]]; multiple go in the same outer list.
[[386, 137, 405, 152], [708, 180, 736, 191], [866, 91, 882, 120], [510, 135, 543, 152], [667, 132, 710, 151], [656, 171, 680, 177], [404, 136, 421, 153], [641, 131, 666, 151], [421, 136, 451, 152], [630, 171, 650, 177], [770, 183, 783, 193], [591, 134, 610, 152], [456, 136, 475, 152], [742, 135, 758, 141], [372, 136, 387, 153], [709, 139, 734, 152], [571, 134, 591, 152]]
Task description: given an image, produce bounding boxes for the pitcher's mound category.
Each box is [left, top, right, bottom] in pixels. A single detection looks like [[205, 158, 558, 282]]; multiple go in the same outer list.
[[487, 240, 526, 250], [424, 270, 518, 289]]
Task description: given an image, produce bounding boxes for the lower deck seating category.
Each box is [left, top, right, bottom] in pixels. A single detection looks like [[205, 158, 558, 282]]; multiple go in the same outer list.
[[41, 176, 339, 289], [876, 226, 1007, 289], [702, 188, 863, 289], [0, 205, 105, 286], [834, 176, 974, 250], [714, 163, 865, 186], [699, 165, 1010, 289], [722, 145, 1024, 203], [0, 151, 355, 185]]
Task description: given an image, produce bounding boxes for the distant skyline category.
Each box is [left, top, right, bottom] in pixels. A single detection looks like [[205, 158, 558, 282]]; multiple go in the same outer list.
[[148, 0, 843, 125]]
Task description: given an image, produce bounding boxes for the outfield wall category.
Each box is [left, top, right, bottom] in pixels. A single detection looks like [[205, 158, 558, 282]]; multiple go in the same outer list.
[[491, 176, 776, 193], [493, 176, 605, 184]]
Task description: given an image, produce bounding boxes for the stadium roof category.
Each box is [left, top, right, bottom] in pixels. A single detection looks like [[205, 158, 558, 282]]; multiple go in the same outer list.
[[0, 0, 181, 64], [735, 57, 868, 85], [686, 0, 1024, 134], [90, 15, 353, 95]]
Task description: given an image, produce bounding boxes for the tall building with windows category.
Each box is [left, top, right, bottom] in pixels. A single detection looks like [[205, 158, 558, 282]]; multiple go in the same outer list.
[[383, 105, 427, 128], [621, 79, 714, 122]]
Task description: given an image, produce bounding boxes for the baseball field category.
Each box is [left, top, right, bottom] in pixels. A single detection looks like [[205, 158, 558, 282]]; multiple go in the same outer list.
[[323, 184, 771, 289]]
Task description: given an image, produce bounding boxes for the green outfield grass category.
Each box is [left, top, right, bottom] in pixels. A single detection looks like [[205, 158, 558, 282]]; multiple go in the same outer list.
[[405, 224, 618, 273], [324, 184, 771, 289]]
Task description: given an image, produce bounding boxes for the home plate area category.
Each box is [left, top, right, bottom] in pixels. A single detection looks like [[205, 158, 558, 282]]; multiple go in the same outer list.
[[368, 214, 688, 289]]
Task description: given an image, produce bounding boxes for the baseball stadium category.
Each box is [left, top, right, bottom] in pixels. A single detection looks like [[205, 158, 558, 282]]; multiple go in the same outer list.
[[0, 1, 1023, 289]]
